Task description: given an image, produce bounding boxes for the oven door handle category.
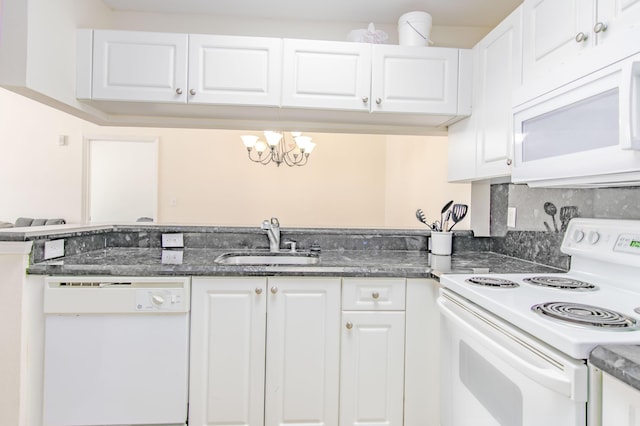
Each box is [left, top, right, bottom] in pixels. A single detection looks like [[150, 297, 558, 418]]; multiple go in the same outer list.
[[438, 297, 583, 401]]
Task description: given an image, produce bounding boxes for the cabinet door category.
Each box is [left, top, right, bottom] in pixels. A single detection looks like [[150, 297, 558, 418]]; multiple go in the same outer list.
[[188, 34, 282, 106], [92, 30, 188, 102], [265, 277, 341, 426], [475, 5, 523, 178], [281, 39, 371, 111], [596, 0, 640, 46], [371, 45, 459, 114], [339, 311, 406, 426], [522, 0, 594, 84], [602, 372, 640, 425], [189, 277, 267, 426]]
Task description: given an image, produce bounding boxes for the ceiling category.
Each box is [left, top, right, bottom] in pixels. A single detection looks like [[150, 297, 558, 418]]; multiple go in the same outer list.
[[101, 0, 523, 28]]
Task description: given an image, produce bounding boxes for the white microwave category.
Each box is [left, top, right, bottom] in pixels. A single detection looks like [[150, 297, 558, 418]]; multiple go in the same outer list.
[[512, 52, 640, 187]]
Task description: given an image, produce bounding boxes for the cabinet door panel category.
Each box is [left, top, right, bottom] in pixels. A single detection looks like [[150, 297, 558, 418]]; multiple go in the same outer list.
[[281, 39, 371, 110], [188, 34, 282, 106], [340, 311, 406, 426], [522, 0, 593, 83], [476, 6, 522, 178], [92, 30, 188, 102], [189, 278, 266, 426], [597, 0, 640, 45], [372, 45, 459, 114], [265, 277, 341, 426]]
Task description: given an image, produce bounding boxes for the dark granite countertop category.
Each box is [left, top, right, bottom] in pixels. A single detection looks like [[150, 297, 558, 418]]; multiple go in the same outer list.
[[27, 248, 562, 278], [590, 345, 640, 391]]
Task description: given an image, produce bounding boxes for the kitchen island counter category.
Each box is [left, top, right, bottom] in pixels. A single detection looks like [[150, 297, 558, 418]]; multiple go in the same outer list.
[[27, 248, 562, 278]]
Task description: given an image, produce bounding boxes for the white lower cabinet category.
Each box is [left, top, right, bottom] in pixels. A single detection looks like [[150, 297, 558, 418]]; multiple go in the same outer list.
[[602, 372, 640, 425], [340, 278, 406, 426], [189, 276, 341, 426]]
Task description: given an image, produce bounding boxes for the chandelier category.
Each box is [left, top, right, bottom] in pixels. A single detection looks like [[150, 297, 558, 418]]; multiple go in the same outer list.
[[240, 131, 316, 167]]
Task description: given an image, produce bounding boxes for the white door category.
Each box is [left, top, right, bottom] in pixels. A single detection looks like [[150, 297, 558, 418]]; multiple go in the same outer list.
[[265, 277, 341, 426], [339, 311, 406, 426], [189, 278, 267, 426], [188, 34, 282, 106], [371, 45, 459, 114], [596, 0, 640, 45], [475, 6, 523, 179], [602, 372, 640, 425], [522, 0, 594, 84], [86, 138, 157, 223], [92, 30, 188, 102], [281, 39, 371, 111]]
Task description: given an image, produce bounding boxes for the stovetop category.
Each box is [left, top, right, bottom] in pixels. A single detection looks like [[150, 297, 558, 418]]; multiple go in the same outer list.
[[440, 218, 640, 359]]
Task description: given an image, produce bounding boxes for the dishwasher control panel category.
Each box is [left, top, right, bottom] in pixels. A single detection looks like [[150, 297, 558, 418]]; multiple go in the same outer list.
[[135, 289, 186, 311]]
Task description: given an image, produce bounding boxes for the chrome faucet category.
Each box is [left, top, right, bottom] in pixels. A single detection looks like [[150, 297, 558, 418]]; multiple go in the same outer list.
[[261, 217, 281, 252]]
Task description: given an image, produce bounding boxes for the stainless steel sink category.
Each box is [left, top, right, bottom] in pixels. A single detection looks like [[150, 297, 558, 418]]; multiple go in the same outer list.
[[214, 251, 320, 265]]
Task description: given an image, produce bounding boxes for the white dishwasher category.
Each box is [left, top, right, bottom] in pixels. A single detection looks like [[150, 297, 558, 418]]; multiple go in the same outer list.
[[42, 276, 190, 426]]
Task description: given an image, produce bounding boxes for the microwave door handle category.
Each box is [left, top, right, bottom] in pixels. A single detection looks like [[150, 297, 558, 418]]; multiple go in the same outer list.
[[620, 60, 640, 150], [438, 297, 580, 400]]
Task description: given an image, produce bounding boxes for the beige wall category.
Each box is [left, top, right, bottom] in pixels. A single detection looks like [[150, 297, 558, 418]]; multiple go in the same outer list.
[[0, 88, 471, 229]]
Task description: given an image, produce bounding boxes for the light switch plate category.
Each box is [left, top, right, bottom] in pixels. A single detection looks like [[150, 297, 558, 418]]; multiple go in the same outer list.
[[162, 233, 184, 248], [507, 207, 517, 228], [44, 239, 65, 260]]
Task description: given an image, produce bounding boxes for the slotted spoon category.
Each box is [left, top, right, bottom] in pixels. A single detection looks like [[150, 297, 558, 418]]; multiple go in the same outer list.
[[447, 204, 468, 231]]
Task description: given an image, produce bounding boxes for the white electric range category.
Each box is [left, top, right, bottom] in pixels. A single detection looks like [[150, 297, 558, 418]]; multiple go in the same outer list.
[[438, 218, 640, 426]]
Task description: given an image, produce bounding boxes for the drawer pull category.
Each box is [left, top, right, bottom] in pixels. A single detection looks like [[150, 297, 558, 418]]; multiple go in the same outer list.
[[372, 291, 380, 299], [271, 286, 278, 294], [255, 288, 263, 295], [346, 322, 353, 330]]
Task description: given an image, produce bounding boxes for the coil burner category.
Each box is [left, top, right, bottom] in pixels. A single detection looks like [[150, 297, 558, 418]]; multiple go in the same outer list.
[[532, 302, 637, 329], [465, 277, 519, 288], [523, 276, 598, 291]]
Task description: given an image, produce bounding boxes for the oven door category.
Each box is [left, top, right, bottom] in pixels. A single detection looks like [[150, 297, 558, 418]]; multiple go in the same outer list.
[[438, 289, 588, 426]]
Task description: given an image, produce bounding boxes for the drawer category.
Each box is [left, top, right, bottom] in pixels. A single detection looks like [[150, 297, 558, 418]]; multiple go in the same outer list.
[[342, 278, 406, 311]]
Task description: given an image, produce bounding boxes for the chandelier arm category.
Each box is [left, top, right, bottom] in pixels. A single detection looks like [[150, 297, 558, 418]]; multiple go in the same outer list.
[[248, 149, 273, 165]]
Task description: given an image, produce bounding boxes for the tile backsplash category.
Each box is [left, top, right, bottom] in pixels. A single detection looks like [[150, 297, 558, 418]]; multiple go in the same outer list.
[[488, 184, 640, 270], [491, 184, 640, 235]]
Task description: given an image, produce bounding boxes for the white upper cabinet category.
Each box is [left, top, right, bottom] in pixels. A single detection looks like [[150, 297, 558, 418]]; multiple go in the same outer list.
[[448, 6, 523, 182], [371, 45, 459, 114], [522, 0, 593, 84], [282, 38, 467, 115], [281, 39, 372, 111], [522, 0, 640, 97], [91, 30, 188, 103], [188, 34, 282, 106]]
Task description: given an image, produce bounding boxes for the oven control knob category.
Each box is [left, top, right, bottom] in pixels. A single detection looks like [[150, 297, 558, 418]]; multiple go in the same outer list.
[[572, 229, 585, 243], [588, 231, 600, 245]]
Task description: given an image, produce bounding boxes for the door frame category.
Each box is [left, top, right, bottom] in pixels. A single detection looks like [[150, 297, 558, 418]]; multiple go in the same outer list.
[[81, 135, 159, 224]]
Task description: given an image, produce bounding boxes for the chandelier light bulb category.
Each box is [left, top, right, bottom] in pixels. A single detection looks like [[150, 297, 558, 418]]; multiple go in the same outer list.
[[240, 131, 316, 167], [241, 135, 259, 149]]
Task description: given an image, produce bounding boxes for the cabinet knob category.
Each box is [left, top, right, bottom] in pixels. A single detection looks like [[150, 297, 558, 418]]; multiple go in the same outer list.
[[270, 286, 278, 294], [376, 98, 382, 105], [189, 89, 196, 96], [346, 322, 353, 330], [372, 291, 380, 299], [575, 32, 588, 43], [175, 88, 183, 95], [593, 22, 608, 33], [506, 158, 513, 166], [362, 97, 369, 104], [255, 288, 263, 295]]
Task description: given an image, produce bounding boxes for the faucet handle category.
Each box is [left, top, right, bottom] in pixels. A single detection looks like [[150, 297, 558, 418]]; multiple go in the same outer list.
[[261, 219, 270, 230], [283, 241, 297, 253], [270, 217, 280, 226]]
